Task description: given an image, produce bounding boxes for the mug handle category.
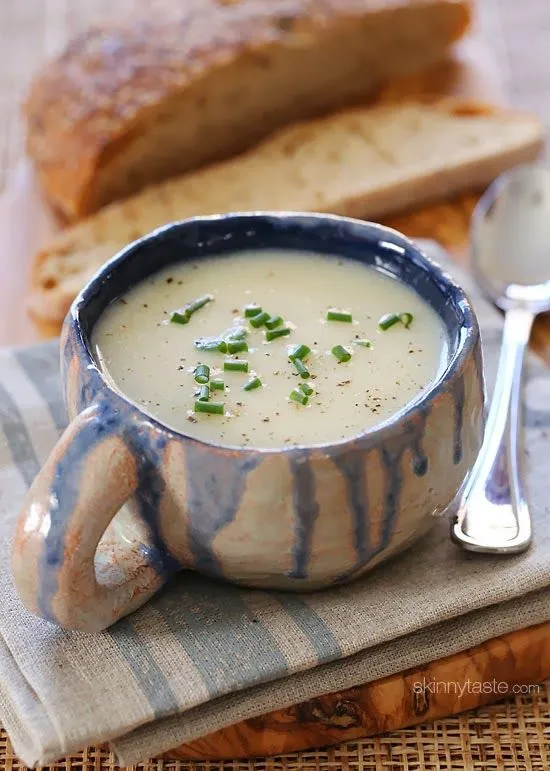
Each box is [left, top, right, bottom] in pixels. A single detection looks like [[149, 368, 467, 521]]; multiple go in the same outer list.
[[12, 403, 166, 632]]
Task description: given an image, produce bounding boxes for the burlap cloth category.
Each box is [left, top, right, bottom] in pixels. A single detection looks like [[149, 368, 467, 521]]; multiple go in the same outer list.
[[2, 1, 550, 770]]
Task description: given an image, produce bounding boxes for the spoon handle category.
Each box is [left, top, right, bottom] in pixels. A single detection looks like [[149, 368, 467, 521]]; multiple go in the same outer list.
[[452, 305, 534, 553]]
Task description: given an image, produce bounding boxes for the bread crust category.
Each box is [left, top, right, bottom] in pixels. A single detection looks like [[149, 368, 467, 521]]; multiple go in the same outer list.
[[25, 0, 471, 219], [27, 98, 543, 333]]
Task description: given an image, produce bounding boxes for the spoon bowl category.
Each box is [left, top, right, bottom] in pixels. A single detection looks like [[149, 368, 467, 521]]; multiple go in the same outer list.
[[471, 164, 550, 312]]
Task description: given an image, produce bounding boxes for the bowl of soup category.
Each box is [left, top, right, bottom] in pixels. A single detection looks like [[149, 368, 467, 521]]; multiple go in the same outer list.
[[12, 213, 484, 632]]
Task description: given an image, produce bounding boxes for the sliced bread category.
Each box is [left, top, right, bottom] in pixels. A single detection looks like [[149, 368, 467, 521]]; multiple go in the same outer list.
[[25, 0, 471, 219], [29, 100, 543, 331]]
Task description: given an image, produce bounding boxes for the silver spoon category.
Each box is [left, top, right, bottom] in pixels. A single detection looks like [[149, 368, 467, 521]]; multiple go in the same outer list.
[[452, 165, 550, 554]]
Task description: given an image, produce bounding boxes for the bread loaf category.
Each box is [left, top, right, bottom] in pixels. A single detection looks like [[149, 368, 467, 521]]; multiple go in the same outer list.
[[25, 0, 471, 219], [29, 100, 543, 332]]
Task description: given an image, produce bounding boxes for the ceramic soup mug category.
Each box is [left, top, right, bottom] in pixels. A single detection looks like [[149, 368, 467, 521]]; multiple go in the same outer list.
[[13, 213, 484, 632]]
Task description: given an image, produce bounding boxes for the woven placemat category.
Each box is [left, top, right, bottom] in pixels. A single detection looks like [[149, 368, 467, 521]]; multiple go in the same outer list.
[[1, 686, 550, 770], [1, 0, 550, 769]]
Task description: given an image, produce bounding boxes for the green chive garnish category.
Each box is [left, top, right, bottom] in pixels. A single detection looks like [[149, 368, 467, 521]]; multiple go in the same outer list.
[[332, 345, 351, 363], [170, 311, 189, 325], [266, 327, 291, 342], [224, 326, 248, 340], [250, 311, 270, 328], [299, 382, 314, 396], [210, 379, 225, 391], [244, 304, 262, 318], [326, 309, 352, 323], [194, 364, 210, 384], [195, 336, 227, 352], [244, 377, 262, 391], [227, 340, 248, 354], [171, 294, 214, 324], [354, 339, 373, 348], [198, 385, 210, 402], [378, 312, 414, 331], [290, 389, 309, 406], [289, 344, 311, 361], [265, 315, 283, 330], [224, 360, 249, 372], [293, 358, 309, 379], [378, 313, 401, 331], [186, 295, 214, 315], [194, 401, 224, 415]]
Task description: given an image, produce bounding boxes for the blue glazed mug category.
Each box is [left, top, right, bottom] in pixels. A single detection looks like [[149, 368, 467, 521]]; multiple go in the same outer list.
[[12, 213, 485, 632]]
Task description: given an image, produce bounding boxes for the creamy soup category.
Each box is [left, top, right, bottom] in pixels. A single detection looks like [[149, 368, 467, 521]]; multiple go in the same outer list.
[[92, 250, 449, 448]]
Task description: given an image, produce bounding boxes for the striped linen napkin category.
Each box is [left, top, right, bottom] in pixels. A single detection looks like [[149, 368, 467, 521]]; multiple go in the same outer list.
[[1, 242, 550, 767]]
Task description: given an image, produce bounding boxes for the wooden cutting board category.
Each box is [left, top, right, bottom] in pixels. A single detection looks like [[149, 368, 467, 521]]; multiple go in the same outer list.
[[1, 36, 550, 763], [170, 622, 550, 760]]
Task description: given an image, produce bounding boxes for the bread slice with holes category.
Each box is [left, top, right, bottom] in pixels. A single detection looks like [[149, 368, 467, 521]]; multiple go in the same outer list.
[[29, 100, 543, 332], [25, 0, 472, 219]]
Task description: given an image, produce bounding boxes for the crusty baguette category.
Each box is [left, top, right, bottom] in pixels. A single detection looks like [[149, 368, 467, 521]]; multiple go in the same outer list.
[[25, 0, 471, 219], [29, 100, 543, 330]]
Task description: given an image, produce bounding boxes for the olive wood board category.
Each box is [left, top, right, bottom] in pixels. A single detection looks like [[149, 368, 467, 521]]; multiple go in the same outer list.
[[2, 33, 550, 763], [169, 622, 550, 760]]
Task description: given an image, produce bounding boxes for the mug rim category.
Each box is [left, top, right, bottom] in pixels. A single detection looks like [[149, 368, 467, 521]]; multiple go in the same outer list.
[[67, 211, 480, 455]]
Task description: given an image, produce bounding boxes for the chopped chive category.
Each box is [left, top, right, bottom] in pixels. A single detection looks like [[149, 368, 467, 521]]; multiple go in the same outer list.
[[227, 340, 248, 354], [224, 360, 249, 372], [400, 312, 414, 329], [249, 311, 270, 328], [194, 336, 227, 352], [299, 382, 314, 396], [326, 309, 352, 323], [353, 339, 373, 348], [293, 358, 310, 379], [265, 315, 283, 330], [186, 294, 214, 315], [198, 385, 210, 401], [378, 312, 415, 331], [172, 294, 214, 324], [224, 326, 248, 340], [170, 311, 189, 325], [244, 376, 262, 391], [210, 379, 225, 391], [194, 364, 210, 384], [289, 388, 309, 406], [331, 345, 351, 363], [244, 304, 262, 318], [266, 327, 292, 342], [194, 401, 224, 415], [289, 344, 311, 361], [378, 313, 401, 331]]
